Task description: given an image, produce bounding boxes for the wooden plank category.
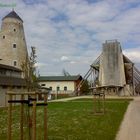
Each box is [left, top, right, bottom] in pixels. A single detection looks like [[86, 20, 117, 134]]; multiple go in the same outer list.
[[7, 91, 36, 95]]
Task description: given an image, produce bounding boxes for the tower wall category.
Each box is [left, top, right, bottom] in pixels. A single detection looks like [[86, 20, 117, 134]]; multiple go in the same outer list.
[[0, 17, 28, 70], [99, 41, 126, 87]]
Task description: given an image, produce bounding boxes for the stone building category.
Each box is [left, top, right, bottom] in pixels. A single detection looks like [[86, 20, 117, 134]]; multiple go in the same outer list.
[[0, 11, 28, 106], [38, 75, 82, 96], [0, 10, 28, 70], [0, 64, 26, 106]]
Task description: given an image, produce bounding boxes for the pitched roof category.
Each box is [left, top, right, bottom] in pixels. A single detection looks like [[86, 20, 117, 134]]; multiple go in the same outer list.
[[0, 76, 26, 86], [2, 10, 23, 22], [38, 75, 82, 81], [0, 64, 22, 72]]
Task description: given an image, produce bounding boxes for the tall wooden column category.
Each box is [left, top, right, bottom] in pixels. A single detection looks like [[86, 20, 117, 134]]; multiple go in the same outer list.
[[44, 94, 48, 140], [8, 95, 12, 140], [32, 94, 36, 140]]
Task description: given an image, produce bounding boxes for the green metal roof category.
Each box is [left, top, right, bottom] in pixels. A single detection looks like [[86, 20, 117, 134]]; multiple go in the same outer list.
[[38, 75, 82, 81]]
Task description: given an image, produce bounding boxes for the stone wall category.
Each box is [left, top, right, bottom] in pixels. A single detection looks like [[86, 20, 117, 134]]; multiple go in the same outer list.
[[0, 17, 28, 70]]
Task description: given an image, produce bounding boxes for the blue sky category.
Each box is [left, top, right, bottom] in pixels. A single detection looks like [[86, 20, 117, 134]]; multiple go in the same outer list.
[[0, 0, 140, 76]]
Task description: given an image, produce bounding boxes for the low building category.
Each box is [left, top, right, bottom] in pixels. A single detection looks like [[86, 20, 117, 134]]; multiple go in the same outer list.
[[38, 75, 82, 96], [0, 64, 26, 106]]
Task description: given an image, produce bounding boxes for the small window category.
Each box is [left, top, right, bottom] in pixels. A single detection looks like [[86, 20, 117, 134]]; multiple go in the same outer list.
[[41, 84, 46, 86], [17, 86, 21, 89], [3, 36, 5, 39], [49, 87, 52, 90], [14, 28, 16, 32], [13, 60, 17, 66], [2, 85, 7, 89], [13, 44, 16, 48], [57, 86, 60, 91], [64, 86, 67, 91]]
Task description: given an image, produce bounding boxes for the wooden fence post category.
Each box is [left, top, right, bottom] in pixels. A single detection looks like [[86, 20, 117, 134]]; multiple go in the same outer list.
[[44, 94, 48, 140], [20, 94, 24, 140], [32, 94, 36, 140], [8, 94, 12, 140]]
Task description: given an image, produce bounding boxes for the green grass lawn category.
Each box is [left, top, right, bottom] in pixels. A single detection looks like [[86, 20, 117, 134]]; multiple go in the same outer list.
[[0, 99, 132, 140]]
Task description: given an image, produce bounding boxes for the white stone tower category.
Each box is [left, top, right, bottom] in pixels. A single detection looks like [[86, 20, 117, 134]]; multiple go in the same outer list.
[[0, 10, 28, 70]]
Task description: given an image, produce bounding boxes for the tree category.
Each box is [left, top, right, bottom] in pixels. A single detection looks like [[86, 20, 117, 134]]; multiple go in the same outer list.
[[21, 46, 38, 91]]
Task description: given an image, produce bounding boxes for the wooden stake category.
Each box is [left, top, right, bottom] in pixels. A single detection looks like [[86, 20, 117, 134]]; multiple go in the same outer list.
[[20, 94, 24, 140], [44, 94, 48, 140], [32, 95, 36, 140], [8, 95, 12, 140]]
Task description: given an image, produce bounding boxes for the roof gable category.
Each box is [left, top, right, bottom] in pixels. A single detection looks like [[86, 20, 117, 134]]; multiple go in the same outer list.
[[2, 10, 23, 22]]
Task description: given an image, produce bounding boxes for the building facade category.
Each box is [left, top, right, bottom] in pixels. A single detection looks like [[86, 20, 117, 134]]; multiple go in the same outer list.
[[0, 10, 28, 70], [0, 64, 26, 106], [38, 75, 82, 95], [0, 11, 29, 106]]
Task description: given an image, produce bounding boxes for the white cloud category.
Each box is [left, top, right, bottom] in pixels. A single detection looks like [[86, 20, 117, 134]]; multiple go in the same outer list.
[[60, 56, 69, 61], [0, 0, 140, 75]]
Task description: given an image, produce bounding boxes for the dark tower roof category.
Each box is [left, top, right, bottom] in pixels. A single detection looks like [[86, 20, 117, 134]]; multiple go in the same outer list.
[[2, 10, 23, 22]]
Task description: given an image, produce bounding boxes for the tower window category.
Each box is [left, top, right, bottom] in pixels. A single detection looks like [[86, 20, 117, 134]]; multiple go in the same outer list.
[[13, 44, 16, 48], [13, 60, 17, 66], [3, 36, 5, 39], [14, 28, 16, 32]]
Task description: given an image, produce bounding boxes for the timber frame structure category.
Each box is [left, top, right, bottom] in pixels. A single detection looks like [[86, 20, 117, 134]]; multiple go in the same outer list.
[[7, 91, 48, 140], [75, 40, 140, 96]]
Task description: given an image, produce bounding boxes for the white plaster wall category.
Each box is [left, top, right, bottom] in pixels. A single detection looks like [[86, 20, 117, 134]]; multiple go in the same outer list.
[[39, 81, 75, 92]]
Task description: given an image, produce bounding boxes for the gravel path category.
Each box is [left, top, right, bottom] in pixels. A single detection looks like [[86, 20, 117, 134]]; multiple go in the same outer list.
[[49, 95, 132, 102], [116, 97, 140, 140]]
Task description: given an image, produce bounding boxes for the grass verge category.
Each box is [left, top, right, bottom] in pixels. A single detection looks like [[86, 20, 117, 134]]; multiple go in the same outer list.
[[0, 99, 131, 140]]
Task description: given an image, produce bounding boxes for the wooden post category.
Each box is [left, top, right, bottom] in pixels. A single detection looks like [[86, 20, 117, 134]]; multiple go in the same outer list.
[[32, 94, 36, 140], [8, 95, 12, 140], [103, 93, 105, 114], [44, 93, 48, 140], [93, 91, 96, 113], [20, 94, 24, 140]]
